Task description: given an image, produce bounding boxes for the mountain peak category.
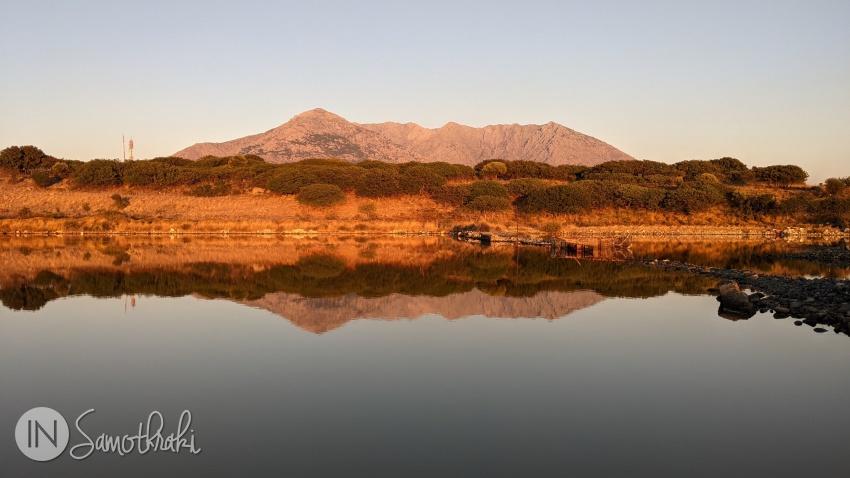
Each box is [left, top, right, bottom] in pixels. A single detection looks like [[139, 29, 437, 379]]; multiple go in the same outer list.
[[174, 110, 635, 166], [288, 108, 345, 122]]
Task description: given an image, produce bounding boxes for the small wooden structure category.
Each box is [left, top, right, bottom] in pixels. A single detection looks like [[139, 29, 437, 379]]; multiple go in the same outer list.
[[454, 230, 632, 261], [548, 237, 632, 261]]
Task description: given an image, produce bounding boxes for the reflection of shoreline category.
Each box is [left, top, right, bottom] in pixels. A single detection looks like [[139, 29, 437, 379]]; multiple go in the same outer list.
[[0, 236, 465, 282], [244, 289, 606, 334]]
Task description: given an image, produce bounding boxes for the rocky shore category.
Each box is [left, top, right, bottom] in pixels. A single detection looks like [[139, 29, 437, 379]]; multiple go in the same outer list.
[[767, 243, 850, 268], [640, 259, 850, 337]]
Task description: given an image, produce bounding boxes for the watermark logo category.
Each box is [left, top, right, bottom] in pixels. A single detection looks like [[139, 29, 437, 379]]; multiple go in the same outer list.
[[15, 407, 70, 462], [15, 407, 200, 461]]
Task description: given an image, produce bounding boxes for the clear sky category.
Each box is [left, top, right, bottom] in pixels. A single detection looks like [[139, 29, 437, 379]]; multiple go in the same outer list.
[[1, 0, 848, 183]]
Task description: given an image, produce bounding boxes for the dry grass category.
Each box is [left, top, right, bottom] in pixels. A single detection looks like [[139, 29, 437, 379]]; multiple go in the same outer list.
[[0, 174, 829, 236]]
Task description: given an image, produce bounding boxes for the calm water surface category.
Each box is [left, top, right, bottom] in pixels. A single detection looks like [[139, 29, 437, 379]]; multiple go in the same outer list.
[[1, 237, 848, 477]]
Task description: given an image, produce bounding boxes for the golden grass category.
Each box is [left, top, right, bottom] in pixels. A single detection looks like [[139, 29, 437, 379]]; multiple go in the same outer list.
[[0, 175, 836, 236]]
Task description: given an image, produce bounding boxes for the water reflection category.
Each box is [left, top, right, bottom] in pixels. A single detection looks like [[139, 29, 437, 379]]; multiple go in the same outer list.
[[3, 236, 850, 477], [1, 236, 720, 332], [630, 238, 850, 278]]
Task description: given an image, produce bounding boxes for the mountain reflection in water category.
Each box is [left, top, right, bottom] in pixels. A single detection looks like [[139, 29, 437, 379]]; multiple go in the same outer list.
[[2, 235, 845, 332], [0, 236, 724, 330]]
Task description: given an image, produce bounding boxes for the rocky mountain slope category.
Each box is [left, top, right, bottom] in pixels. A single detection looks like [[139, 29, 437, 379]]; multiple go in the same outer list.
[[174, 108, 634, 166]]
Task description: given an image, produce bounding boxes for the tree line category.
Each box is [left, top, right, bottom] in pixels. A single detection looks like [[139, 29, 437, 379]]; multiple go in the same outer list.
[[1, 145, 847, 227]]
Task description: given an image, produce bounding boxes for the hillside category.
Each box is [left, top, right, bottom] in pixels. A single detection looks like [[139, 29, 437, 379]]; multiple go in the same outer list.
[[360, 120, 634, 166], [173, 108, 634, 166], [173, 109, 418, 163]]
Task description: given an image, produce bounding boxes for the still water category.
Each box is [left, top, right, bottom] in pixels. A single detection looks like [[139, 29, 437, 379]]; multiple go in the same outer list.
[[1, 236, 848, 477]]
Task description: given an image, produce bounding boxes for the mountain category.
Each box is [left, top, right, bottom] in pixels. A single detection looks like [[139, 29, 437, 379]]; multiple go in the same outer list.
[[359, 120, 634, 166], [174, 108, 634, 166], [173, 109, 418, 163]]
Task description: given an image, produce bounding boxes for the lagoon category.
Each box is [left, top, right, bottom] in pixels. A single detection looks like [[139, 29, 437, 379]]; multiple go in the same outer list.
[[1, 237, 849, 477]]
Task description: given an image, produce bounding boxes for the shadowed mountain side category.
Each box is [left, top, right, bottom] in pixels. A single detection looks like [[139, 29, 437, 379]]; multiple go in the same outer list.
[[244, 289, 606, 334], [174, 108, 634, 166]]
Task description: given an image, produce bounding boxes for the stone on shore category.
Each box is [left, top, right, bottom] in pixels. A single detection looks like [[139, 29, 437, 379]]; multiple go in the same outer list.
[[718, 280, 756, 318]]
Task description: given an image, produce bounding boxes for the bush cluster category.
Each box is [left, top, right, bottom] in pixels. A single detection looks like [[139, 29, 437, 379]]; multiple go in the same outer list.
[[2, 145, 834, 224], [519, 181, 728, 215], [296, 184, 346, 207]]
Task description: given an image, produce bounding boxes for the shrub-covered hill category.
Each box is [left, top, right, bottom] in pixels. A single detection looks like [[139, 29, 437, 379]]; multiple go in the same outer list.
[[1, 145, 848, 228]]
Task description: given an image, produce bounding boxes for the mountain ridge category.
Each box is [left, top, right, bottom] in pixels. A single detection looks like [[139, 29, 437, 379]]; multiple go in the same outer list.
[[173, 108, 634, 166]]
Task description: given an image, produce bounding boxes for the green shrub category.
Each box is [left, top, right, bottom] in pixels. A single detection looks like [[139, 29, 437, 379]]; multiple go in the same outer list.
[[51, 162, 70, 178], [122, 161, 181, 186], [469, 180, 509, 201], [520, 184, 593, 214], [710, 157, 753, 184], [808, 197, 850, 228], [641, 174, 683, 187], [675, 159, 721, 181], [614, 184, 666, 210], [110, 194, 130, 209], [185, 181, 231, 197], [73, 160, 123, 186], [479, 161, 508, 179], [191, 156, 230, 168], [356, 160, 397, 170], [151, 156, 193, 167], [824, 178, 846, 195], [553, 164, 587, 180], [0, 145, 54, 171], [355, 169, 401, 197], [31, 171, 57, 187], [507, 178, 548, 197], [465, 196, 512, 213], [752, 165, 808, 186], [580, 172, 640, 184], [662, 184, 726, 213], [173, 168, 212, 185], [308, 164, 363, 190], [697, 173, 720, 184], [727, 191, 776, 219], [430, 184, 472, 207], [582, 160, 678, 178], [267, 168, 316, 194], [399, 165, 447, 194], [422, 162, 475, 180], [296, 184, 346, 207], [777, 194, 814, 215], [503, 161, 559, 180]]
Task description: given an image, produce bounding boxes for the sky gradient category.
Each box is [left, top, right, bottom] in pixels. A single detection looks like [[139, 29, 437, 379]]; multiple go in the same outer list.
[[1, 0, 848, 183]]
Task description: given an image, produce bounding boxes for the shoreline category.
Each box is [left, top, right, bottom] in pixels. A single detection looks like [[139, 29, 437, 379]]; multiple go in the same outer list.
[[1, 224, 848, 239], [641, 258, 850, 337]]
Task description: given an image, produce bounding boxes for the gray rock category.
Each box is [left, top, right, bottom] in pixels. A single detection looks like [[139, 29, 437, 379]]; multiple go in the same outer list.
[[718, 280, 756, 317]]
